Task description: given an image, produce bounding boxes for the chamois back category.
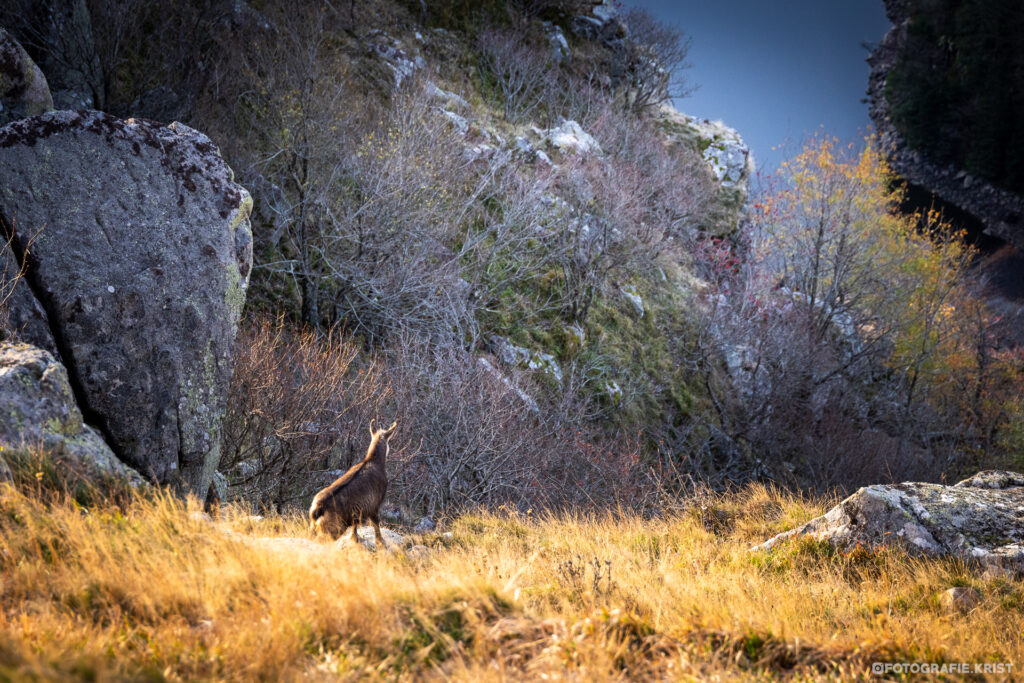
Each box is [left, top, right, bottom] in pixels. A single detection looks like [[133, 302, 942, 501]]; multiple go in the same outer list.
[[309, 420, 397, 545]]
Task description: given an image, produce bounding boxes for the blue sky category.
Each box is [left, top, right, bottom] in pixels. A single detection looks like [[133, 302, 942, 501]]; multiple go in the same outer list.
[[627, 1, 892, 173]]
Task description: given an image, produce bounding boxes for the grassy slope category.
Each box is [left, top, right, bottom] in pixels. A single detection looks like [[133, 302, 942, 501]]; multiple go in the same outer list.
[[0, 480, 1020, 681]]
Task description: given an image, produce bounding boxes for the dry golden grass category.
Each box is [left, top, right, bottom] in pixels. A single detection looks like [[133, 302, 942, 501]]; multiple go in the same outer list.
[[0, 475, 1020, 681]]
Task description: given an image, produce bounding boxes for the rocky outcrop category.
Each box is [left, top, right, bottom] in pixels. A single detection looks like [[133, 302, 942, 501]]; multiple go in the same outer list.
[[570, 0, 625, 48], [753, 471, 1024, 576], [0, 342, 144, 486], [0, 110, 253, 497], [0, 27, 53, 126], [867, 0, 1024, 251], [542, 119, 601, 156], [656, 103, 753, 234]]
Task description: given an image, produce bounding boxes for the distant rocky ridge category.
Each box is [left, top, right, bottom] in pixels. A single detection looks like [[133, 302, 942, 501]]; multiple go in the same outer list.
[[867, 0, 1024, 251]]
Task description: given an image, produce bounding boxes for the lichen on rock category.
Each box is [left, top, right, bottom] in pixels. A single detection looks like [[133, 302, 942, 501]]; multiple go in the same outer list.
[[0, 341, 144, 486], [752, 470, 1024, 576]]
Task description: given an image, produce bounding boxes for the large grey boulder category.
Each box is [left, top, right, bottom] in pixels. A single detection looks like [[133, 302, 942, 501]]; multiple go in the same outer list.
[[0, 27, 54, 126], [753, 471, 1024, 576], [0, 342, 144, 486], [0, 110, 253, 497]]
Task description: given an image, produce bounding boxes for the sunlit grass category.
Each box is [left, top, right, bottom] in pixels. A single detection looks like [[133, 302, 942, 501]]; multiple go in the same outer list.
[[0, 475, 1020, 680]]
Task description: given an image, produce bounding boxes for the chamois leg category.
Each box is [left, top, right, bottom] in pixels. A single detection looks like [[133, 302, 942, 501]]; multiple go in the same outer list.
[[371, 515, 388, 550]]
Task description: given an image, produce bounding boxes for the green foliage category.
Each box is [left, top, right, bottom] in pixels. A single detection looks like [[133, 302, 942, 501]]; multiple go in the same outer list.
[[886, 0, 1024, 192]]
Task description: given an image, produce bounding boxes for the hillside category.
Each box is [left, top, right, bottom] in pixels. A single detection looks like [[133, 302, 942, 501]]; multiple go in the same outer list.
[[0, 0, 1021, 510], [0, 2, 1023, 679]]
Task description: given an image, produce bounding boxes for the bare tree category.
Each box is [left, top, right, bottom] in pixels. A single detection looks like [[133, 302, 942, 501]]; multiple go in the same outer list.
[[222, 317, 390, 511], [619, 8, 694, 113], [477, 29, 552, 122], [547, 106, 714, 321]]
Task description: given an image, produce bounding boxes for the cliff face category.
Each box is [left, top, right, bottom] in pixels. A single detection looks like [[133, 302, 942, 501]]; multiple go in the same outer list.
[[867, 0, 1024, 250]]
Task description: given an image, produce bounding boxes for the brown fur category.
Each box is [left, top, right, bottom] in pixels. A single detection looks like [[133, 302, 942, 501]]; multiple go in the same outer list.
[[309, 420, 397, 548]]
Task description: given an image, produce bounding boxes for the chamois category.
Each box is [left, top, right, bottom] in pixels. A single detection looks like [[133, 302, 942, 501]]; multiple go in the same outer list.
[[309, 419, 397, 549]]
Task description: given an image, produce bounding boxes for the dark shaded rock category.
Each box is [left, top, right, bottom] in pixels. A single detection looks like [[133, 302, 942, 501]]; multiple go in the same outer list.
[[36, 0, 101, 110], [570, 0, 626, 48], [753, 471, 1024, 577], [1, 244, 57, 354], [0, 110, 253, 497], [0, 342, 144, 486], [0, 27, 53, 126], [128, 85, 187, 125]]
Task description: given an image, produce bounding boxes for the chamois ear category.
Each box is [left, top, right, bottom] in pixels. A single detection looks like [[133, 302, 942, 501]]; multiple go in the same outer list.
[[383, 420, 398, 439], [369, 419, 376, 438]]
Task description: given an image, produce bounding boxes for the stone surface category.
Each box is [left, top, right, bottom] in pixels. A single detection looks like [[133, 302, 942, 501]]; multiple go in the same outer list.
[[0, 27, 53, 126], [655, 103, 753, 234], [570, 1, 626, 47], [753, 471, 1024, 576], [407, 544, 430, 559], [2, 243, 57, 355], [544, 120, 601, 156], [336, 525, 407, 551], [620, 284, 644, 317], [543, 22, 570, 63], [867, 0, 1024, 251], [0, 342, 144, 486], [441, 109, 468, 135], [368, 33, 424, 89], [939, 587, 981, 614], [425, 81, 468, 109], [0, 110, 253, 497], [669, 110, 752, 189], [476, 358, 539, 413], [490, 336, 562, 383], [209, 470, 228, 503]]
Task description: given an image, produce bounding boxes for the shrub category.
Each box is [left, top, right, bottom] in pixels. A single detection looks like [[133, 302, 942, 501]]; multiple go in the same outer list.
[[697, 137, 1022, 490], [221, 317, 390, 510], [618, 8, 694, 113], [477, 28, 552, 122]]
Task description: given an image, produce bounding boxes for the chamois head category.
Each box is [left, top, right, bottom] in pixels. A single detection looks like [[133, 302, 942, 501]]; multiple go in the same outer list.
[[367, 419, 398, 460]]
